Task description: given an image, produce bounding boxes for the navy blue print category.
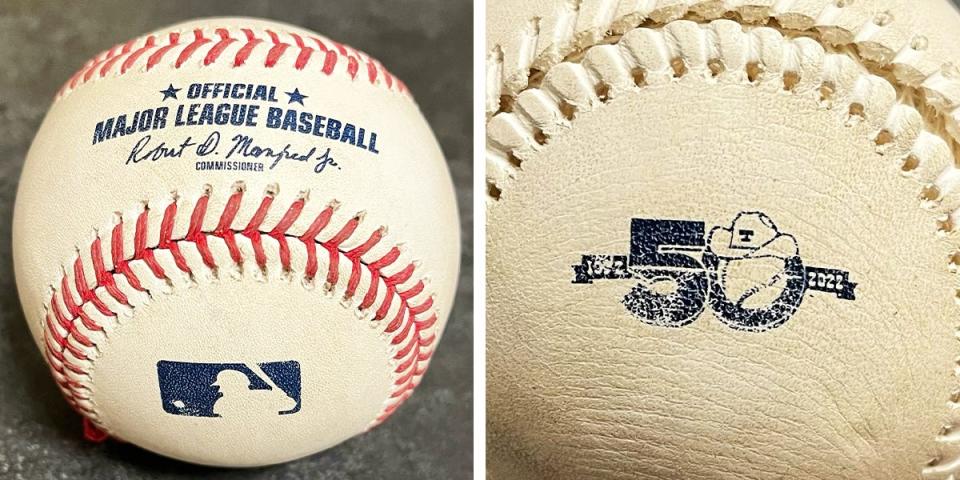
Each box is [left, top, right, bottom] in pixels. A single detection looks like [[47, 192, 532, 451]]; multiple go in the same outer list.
[[157, 360, 301, 417]]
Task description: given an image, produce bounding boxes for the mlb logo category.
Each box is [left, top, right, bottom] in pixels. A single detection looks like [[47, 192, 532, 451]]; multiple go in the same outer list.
[[157, 361, 302, 418]]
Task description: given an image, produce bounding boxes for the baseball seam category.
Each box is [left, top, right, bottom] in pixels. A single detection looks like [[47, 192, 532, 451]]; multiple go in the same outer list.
[[487, 8, 960, 478], [57, 24, 408, 100], [41, 181, 437, 432]]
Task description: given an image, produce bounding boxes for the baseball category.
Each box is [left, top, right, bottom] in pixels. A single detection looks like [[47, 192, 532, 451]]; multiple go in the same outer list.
[[13, 17, 459, 467], [487, 0, 960, 478]]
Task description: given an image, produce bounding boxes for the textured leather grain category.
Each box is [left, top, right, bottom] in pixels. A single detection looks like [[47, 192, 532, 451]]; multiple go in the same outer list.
[[487, 1, 960, 478]]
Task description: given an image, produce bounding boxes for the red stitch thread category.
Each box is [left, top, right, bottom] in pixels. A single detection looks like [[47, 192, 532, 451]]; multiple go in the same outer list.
[[112, 222, 145, 292], [268, 198, 305, 270], [121, 35, 156, 74], [367, 60, 378, 83], [83, 418, 109, 443], [264, 30, 290, 68], [311, 36, 338, 75], [234, 28, 263, 67], [81, 50, 110, 83], [290, 33, 314, 70], [204, 29, 236, 66], [98, 38, 137, 78], [175, 29, 211, 68], [57, 26, 407, 98], [42, 188, 438, 428], [146, 32, 181, 71]]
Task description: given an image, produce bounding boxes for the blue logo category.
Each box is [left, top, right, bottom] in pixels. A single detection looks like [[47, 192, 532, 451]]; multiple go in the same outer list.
[[157, 360, 301, 417], [572, 212, 856, 332]]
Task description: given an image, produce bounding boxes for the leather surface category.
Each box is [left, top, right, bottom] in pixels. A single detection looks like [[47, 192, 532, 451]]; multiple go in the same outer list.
[[13, 16, 460, 467], [487, 1, 960, 478]]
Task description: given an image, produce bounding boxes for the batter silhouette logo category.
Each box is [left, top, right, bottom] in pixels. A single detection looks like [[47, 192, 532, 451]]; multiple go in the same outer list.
[[157, 360, 302, 418], [572, 212, 857, 332]]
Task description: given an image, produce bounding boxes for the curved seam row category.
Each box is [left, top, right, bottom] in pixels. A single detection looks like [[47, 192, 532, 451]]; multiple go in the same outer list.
[[56, 25, 408, 100], [41, 181, 437, 432]]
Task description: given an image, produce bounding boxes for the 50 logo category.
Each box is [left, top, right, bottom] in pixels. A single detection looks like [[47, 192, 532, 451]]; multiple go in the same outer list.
[[572, 212, 856, 332]]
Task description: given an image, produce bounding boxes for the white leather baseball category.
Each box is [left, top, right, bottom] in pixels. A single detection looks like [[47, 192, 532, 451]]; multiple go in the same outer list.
[[13, 17, 459, 467], [487, 1, 960, 479]]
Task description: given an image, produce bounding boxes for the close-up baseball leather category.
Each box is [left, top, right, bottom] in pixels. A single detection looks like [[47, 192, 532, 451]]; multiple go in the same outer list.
[[486, 1, 960, 478]]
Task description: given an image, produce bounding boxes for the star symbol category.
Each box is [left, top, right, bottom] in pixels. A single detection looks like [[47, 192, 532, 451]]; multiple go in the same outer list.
[[160, 84, 181, 101], [285, 88, 308, 106]]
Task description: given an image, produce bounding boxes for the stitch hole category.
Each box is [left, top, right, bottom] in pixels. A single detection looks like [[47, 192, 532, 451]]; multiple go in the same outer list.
[[936, 215, 955, 234], [943, 63, 960, 80], [948, 251, 960, 273], [911, 36, 929, 52], [670, 58, 687, 78], [707, 59, 725, 77], [783, 71, 800, 91], [848, 103, 865, 120], [557, 100, 577, 120], [873, 12, 893, 27], [746, 62, 762, 83], [532, 128, 548, 145], [875, 129, 894, 146], [901, 154, 920, 172], [819, 82, 836, 102], [920, 184, 942, 207], [499, 94, 516, 113], [834, 0, 853, 7], [265, 183, 279, 197], [487, 182, 503, 200], [595, 82, 611, 103], [630, 67, 647, 87], [528, 68, 545, 88], [507, 152, 523, 170]]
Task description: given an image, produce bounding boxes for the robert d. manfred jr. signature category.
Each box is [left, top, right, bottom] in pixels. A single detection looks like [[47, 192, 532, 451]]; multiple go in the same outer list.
[[126, 131, 340, 173]]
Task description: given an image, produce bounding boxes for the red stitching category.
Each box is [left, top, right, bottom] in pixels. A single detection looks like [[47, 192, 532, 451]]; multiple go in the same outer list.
[[175, 29, 211, 68], [203, 29, 236, 66], [264, 30, 291, 68], [41, 186, 437, 427], [98, 38, 136, 78], [289, 33, 314, 70], [56, 25, 407, 98], [146, 32, 181, 71], [234, 28, 263, 67], [310, 36, 338, 75], [120, 35, 156, 75]]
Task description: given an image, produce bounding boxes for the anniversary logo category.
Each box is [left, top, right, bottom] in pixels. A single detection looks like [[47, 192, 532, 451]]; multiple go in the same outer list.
[[572, 212, 856, 332], [89, 82, 381, 174]]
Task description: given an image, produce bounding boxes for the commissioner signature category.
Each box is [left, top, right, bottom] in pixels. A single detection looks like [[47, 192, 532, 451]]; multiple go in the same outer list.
[[126, 132, 340, 173]]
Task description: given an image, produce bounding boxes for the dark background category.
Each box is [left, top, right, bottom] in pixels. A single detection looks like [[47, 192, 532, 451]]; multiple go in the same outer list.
[[0, 1, 473, 479]]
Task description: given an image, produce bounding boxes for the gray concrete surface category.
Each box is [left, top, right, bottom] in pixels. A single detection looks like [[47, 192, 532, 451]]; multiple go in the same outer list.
[[0, 1, 473, 479]]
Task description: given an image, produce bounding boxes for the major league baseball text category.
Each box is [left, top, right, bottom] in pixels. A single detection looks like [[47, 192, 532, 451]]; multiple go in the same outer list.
[[93, 82, 379, 174]]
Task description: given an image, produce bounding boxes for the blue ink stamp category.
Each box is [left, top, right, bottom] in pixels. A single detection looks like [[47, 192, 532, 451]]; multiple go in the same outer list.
[[157, 360, 301, 417], [572, 211, 857, 332]]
